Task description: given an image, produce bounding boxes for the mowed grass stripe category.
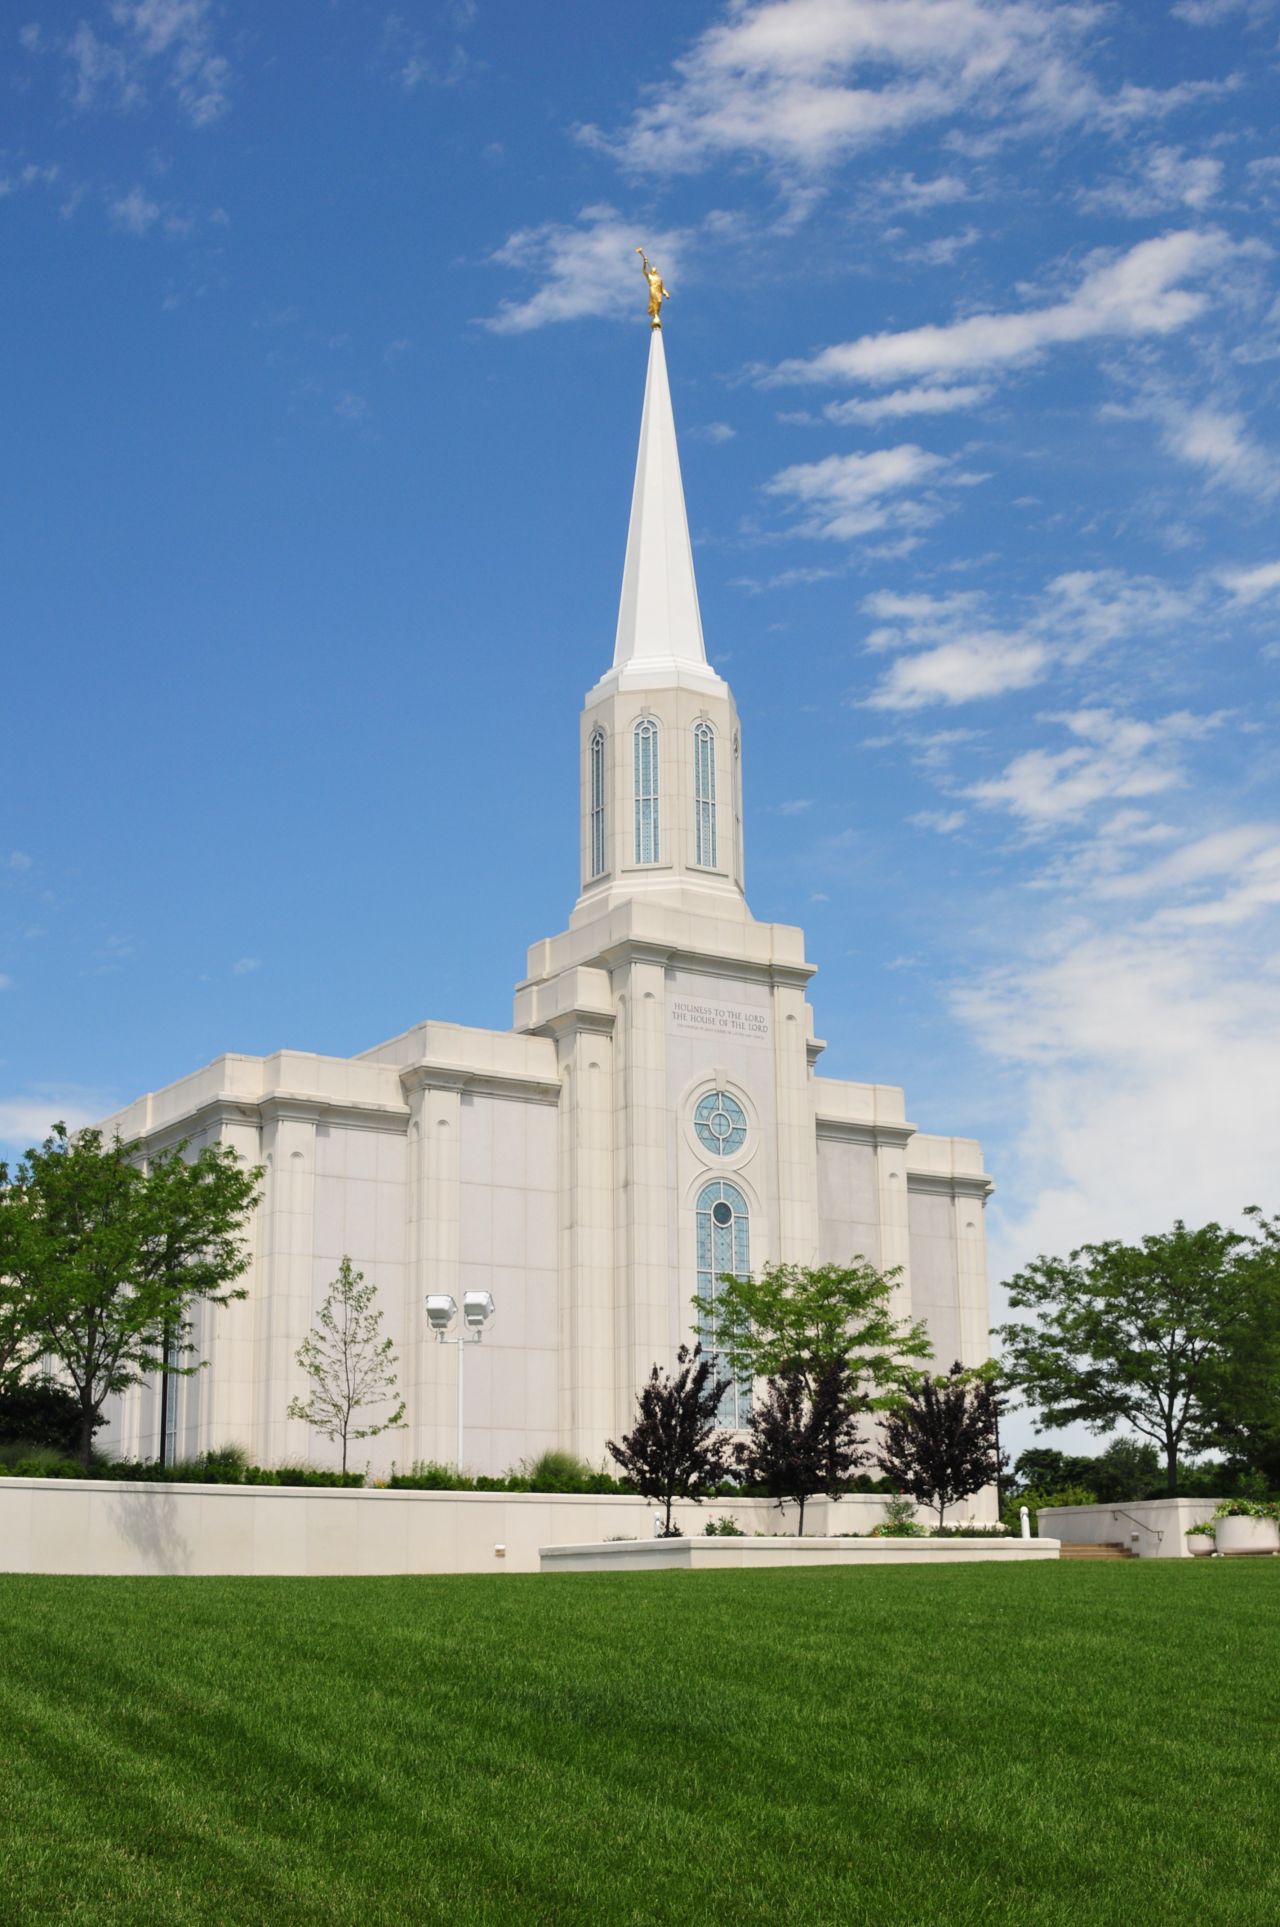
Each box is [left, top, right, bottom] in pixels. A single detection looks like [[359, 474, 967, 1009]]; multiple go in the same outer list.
[[0, 1563, 1276, 1925]]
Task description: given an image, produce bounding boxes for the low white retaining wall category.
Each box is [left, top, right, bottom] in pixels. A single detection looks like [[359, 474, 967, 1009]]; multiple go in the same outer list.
[[1036, 1498, 1219, 1559], [0, 1480, 973, 1578], [542, 1536, 1059, 1573]]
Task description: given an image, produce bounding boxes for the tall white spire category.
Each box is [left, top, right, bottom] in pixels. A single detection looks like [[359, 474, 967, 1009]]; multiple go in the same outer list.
[[611, 328, 714, 686]]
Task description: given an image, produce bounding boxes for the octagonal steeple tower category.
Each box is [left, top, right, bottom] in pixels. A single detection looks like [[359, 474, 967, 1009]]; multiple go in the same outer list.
[[573, 326, 746, 924]]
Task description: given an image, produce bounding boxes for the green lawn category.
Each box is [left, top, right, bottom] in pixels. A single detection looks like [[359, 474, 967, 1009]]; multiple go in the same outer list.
[[0, 1564, 1276, 1926]]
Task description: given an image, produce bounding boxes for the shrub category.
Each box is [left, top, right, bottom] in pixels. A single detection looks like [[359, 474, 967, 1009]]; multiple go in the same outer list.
[[6, 1448, 84, 1479], [703, 1515, 746, 1537], [0, 1382, 94, 1455], [388, 1460, 476, 1491], [270, 1463, 364, 1489], [868, 1493, 926, 1538], [931, 1523, 1012, 1538]]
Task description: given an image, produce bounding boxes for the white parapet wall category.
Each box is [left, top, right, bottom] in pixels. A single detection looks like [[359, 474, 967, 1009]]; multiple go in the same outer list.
[[541, 1537, 1060, 1572], [1036, 1498, 1220, 1558], [0, 1480, 995, 1578]]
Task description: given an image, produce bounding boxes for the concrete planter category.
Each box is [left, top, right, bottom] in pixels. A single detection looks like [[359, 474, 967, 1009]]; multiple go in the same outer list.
[[540, 1535, 1061, 1572], [1213, 1515, 1280, 1557], [1186, 1535, 1214, 1557]]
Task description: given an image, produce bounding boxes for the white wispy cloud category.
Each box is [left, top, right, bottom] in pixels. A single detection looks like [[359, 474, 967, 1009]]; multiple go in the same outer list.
[[1077, 144, 1223, 218], [865, 632, 1049, 709], [484, 206, 686, 333], [1219, 559, 1280, 602], [1100, 822, 1280, 929], [1160, 403, 1279, 496], [909, 807, 967, 832], [0, 1088, 115, 1150], [855, 567, 1197, 709], [765, 230, 1236, 387], [1172, 0, 1274, 24], [824, 382, 993, 423], [230, 956, 261, 975], [965, 910, 1280, 1271], [109, 184, 161, 234], [377, 11, 472, 91], [581, 0, 1222, 179], [66, 1, 232, 126], [966, 708, 1218, 826], [762, 443, 964, 541]]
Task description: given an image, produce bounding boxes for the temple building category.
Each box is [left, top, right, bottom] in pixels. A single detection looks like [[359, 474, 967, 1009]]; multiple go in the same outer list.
[[98, 317, 994, 1476]]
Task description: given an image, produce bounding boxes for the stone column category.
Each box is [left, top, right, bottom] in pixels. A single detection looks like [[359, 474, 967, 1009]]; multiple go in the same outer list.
[[254, 1105, 317, 1465], [953, 1180, 992, 1368], [613, 957, 670, 1438], [772, 978, 819, 1264], [874, 1124, 914, 1317], [206, 1112, 263, 1451], [548, 1016, 616, 1458], [402, 1074, 462, 1468]]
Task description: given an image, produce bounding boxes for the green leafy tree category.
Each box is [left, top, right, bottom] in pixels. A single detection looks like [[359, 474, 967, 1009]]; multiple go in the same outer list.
[[608, 1345, 734, 1534], [693, 1258, 932, 1409], [286, 1258, 406, 1475], [738, 1359, 867, 1535], [998, 1215, 1273, 1494], [876, 1361, 1002, 1528], [0, 1125, 262, 1467], [1194, 1209, 1280, 1488]]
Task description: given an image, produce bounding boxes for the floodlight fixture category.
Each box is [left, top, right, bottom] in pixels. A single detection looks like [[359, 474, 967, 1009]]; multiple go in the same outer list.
[[426, 1290, 497, 1471], [462, 1290, 495, 1332]]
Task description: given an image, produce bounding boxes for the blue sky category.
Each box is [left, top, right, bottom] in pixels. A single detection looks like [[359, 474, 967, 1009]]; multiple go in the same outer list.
[[4, 2, 1279, 1401]]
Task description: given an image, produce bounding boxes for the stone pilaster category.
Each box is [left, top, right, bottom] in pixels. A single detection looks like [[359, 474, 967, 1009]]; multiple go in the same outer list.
[[254, 1106, 317, 1463], [402, 1074, 462, 1467]]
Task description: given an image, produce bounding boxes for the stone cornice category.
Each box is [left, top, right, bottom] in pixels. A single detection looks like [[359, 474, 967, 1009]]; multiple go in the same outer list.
[[590, 935, 817, 990], [399, 1064, 562, 1107], [815, 1117, 916, 1150], [906, 1170, 995, 1201]]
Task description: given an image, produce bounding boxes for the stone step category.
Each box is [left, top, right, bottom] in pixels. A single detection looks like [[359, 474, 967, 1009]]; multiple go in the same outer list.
[[1058, 1542, 1134, 1560]]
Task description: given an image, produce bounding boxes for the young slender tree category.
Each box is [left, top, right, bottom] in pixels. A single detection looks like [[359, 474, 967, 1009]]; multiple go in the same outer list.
[[737, 1359, 867, 1536], [997, 1215, 1275, 1492], [1, 1124, 262, 1467], [693, 1258, 932, 1410], [286, 1258, 405, 1475], [607, 1345, 733, 1534], [876, 1361, 1001, 1529]]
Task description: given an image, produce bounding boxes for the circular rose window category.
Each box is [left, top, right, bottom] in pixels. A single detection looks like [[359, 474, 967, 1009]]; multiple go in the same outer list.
[[694, 1089, 748, 1157]]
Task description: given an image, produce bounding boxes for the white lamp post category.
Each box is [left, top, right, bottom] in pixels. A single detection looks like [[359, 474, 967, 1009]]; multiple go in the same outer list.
[[425, 1291, 495, 1472]]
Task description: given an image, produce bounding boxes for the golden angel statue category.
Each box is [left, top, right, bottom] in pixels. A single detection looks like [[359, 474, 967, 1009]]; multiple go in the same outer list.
[[636, 249, 670, 328]]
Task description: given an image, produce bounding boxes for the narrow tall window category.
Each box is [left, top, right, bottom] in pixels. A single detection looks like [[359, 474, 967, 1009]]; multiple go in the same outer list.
[[589, 727, 606, 878], [693, 720, 717, 868], [633, 717, 660, 864], [696, 1180, 752, 1429]]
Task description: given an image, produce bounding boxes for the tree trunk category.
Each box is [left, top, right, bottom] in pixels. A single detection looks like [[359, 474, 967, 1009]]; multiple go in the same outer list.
[[664, 1493, 673, 1535], [797, 1494, 806, 1537], [938, 1495, 947, 1531], [1166, 1436, 1178, 1494], [78, 1405, 96, 1472], [341, 1433, 348, 1477]]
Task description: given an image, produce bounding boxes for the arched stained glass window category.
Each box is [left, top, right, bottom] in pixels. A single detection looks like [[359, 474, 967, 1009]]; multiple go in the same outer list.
[[694, 1089, 747, 1157], [589, 727, 606, 878], [693, 720, 717, 868], [696, 1179, 752, 1429], [633, 717, 660, 864]]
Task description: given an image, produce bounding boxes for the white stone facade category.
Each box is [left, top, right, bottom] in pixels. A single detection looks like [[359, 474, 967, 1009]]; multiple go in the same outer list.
[[97, 330, 993, 1477]]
